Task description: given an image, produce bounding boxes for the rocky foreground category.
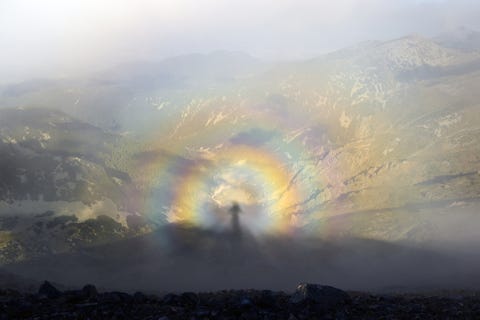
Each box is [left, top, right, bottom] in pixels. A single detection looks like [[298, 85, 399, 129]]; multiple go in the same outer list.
[[1, 282, 480, 319]]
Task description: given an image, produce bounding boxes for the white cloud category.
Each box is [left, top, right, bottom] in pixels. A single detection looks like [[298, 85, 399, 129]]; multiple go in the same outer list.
[[0, 0, 479, 83]]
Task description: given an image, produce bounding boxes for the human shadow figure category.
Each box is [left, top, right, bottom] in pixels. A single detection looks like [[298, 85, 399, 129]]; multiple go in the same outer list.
[[229, 201, 242, 241]]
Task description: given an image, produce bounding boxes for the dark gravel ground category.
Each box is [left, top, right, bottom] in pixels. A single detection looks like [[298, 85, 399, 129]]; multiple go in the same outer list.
[[1, 282, 480, 319]]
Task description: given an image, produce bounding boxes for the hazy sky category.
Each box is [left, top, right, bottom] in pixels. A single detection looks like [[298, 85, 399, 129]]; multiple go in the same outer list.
[[1, 0, 479, 83]]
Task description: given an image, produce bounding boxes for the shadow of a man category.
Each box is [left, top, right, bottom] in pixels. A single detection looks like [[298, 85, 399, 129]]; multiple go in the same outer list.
[[229, 201, 242, 240]]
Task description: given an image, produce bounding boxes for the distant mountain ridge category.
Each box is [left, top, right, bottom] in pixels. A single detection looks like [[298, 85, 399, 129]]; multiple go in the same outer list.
[[433, 26, 480, 51]]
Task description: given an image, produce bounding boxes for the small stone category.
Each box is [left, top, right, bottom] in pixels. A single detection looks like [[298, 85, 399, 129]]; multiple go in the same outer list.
[[240, 297, 253, 307], [133, 291, 147, 303], [180, 292, 199, 307], [162, 293, 180, 305], [257, 290, 277, 308], [101, 291, 131, 303]]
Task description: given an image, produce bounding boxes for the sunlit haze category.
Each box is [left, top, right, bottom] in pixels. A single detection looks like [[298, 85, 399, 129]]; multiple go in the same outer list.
[[1, 0, 480, 83]]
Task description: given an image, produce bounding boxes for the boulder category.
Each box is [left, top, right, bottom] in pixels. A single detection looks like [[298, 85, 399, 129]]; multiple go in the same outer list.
[[82, 284, 98, 299], [101, 291, 132, 303], [180, 292, 199, 307], [289, 283, 350, 310], [162, 293, 181, 305], [38, 281, 62, 299], [133, 291, 147, 303], [256, 290, 279, 308]]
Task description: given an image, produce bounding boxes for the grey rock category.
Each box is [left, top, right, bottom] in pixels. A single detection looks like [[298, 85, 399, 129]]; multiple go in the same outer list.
[[180, 291, 199, 307], [38, 281, 61, 299], [82, 284, 98, 299], [133, 291, 147, 303], [289, 283, 351, 309]]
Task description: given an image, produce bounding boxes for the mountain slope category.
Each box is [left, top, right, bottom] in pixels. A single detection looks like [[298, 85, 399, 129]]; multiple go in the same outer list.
[[0, 108, 147, 263], [0, 34, 479, 260]]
